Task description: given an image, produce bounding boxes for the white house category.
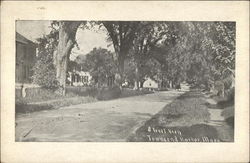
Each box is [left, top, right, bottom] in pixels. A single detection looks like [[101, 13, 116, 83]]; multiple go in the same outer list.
[[143, 78, 159, 89], [68, 71, 92, 86]]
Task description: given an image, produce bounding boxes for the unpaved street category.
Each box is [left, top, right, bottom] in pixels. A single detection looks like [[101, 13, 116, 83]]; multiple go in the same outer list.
[[16, 90, 186, 142]]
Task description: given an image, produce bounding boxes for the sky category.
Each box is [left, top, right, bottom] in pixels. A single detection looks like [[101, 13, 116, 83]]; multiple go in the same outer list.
[[16, 20, 114, 60], [16, 20, 52, 42]]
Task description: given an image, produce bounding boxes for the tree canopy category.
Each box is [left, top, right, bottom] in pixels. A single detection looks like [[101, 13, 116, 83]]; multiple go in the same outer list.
[[33, 21, 235, 94], [78, 47, 117, 87]]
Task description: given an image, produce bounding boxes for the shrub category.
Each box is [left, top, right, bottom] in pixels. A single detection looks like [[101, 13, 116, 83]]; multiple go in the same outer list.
[[32, 55, 59, 89], [97, 86, 121, 100], [225, 87, 234, 102], [216, 87, 234, 108], [32, 34, 59, 89], [120, 88, 152, 98], [66, 86, 98, 97]]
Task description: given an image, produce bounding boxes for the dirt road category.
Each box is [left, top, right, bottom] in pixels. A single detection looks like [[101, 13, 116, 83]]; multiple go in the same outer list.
[[16, 90, 186, 142]]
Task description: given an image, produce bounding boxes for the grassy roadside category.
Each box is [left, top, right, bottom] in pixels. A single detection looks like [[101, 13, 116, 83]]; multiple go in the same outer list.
[[16, 96, 97, 114], [128, 90, 222, 142], [16, 87, 153, 114], [147, 90, 211, 127]]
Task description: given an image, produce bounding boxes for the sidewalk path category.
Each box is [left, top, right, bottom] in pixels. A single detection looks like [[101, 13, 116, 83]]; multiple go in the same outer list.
[[203, 96, 234, 141], [16, 89, 186, 142]]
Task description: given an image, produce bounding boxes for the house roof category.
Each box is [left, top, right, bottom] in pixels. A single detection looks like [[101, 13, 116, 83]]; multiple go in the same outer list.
[[16, 32, 36, 46]]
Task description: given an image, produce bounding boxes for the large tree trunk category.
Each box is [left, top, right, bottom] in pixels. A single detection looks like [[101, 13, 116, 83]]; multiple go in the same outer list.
[[102, 22, 138, 89], [115, 54, 125, 89], [56, 32, 73, 95], [133, 62, 140, 90], [56, 21, 80, 95]]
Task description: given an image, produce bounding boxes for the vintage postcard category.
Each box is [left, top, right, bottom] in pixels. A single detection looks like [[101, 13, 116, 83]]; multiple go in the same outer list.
[[1, 1, 249, 162]]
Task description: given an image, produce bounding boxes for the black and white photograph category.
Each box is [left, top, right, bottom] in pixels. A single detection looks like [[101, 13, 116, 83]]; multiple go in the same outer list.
[[1, 1, 249, 162], [15, 20, 235, 142]]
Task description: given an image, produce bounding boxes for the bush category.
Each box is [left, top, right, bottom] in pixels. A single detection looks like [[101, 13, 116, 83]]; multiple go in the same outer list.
[[32, 34, 59, 89], [216, 87, 234, 109], [120, 88, 153, 98], [225, 87, 234, 102], [97, 86, 121, 100], [66, 86, 98, 97], [32, 54, 59, 89]]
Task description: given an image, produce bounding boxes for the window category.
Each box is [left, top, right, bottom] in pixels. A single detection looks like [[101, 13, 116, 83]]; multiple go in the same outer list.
[[83, 76, 88, 83]]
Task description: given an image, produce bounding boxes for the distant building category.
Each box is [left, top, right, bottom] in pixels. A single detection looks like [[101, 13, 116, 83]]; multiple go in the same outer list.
[[16, 32, 36, 83], [68, 70, 92, 86], [143, 78, 159, 89], [67, 59, 116, 87], [67, 70, 115, 88]]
